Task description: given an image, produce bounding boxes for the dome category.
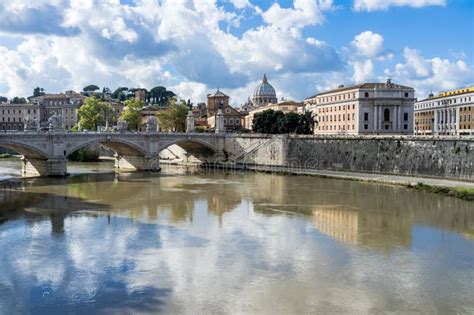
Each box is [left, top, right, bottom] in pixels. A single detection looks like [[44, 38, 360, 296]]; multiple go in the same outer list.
[[252, 74, 278, 107]]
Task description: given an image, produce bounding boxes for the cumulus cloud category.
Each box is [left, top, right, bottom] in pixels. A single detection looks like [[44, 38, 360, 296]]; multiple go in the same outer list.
[[353, 0, 446, 12], [262, 0, 333, 30], [352, 59, 374, 83], [352, 31, 385, 58], [387, 47, 473, 97], [0, 1, 79, 36], [0, 0, 345, 103]]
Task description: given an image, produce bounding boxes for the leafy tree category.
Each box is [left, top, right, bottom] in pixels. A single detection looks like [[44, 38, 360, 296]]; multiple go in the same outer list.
[[149, 86, 176, 106], [12, 97, 27, 104], [252, 109, 315, 134], [77, 96, 115, 131], [298, 110, 316, 134], [33, 87, 45, 97], [156, 98, 188, 132], [0, 96, 8, 103], [83, 85, 100, 93], [120, 98, 144, 131], [111, 87, 128, 101]]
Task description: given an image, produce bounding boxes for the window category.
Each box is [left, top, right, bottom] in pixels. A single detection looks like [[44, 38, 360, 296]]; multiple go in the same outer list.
[[404, 92, 409, 97], [384, 108, 390, 122], [404, 113, 408, 121], [404, 124, 408, 130], [364, 113, 368, 121], [364, 124, 368, 130], [364, 92, 369, 97]]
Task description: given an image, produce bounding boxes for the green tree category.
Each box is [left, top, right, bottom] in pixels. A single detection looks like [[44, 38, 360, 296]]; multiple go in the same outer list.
[[120, 98, 144, 131], [12, 97, 27, 104], [149, 86, 176, 106], [0, 96, 8, 103], [33, 87, 45, 97], [297, 110, 316, 134], [77, 97, 115, 131], [156, 98, 188, 132], [252, 109, 315, 134], [83, 85, 100, 93], [111, 87, 128, 101]]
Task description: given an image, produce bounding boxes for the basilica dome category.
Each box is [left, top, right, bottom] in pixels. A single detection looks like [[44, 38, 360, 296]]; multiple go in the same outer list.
[[252, 74, 278, 107]]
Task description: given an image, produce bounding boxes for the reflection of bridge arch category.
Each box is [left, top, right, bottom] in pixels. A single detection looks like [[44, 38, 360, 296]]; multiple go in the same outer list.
[[66, 139, 147, 157], [0, 141, 48, 159], [159, 139, 217, 158]]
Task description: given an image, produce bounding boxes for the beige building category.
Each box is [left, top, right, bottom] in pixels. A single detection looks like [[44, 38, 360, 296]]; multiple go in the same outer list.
[[414, 86, 474, 136], [31, 91, 85, 130], [0, 103, 41, 131], [305, 80, 415, 135], [244, 100, 303, 130], [206, 89, 242, 131]]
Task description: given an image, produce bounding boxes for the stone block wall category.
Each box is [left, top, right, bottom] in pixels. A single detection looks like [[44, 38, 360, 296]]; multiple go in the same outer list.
[[225, 135, 473, 180]]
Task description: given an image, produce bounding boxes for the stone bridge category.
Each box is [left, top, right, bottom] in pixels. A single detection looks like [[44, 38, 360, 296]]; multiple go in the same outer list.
[[0, 132, 228, 176], [1, 131, 473, 180], [0, 131, 285, 177]]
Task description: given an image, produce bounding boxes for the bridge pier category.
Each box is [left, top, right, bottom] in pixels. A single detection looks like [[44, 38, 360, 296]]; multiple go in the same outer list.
[[114, 154, 161, 173], [21, 157, 68, 177]]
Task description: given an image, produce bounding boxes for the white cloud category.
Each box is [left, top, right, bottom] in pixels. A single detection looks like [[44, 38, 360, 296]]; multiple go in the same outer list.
[[353, 0, 446, 12], [352, 59, 374, 83], [388, 47, 474, 97], [352, 31, 385, 58], [262, 0, 333, 30]]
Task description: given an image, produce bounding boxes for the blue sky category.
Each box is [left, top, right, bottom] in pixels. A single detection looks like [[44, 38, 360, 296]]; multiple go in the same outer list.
[[0, 0, 472, 105]]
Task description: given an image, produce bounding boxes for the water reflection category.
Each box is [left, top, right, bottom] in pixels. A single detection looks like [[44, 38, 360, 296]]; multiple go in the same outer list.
[[0, 168, 473, 313]]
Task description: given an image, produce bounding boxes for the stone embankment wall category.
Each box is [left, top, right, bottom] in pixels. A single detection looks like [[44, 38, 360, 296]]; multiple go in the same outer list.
[[226, 135, 474, 181]]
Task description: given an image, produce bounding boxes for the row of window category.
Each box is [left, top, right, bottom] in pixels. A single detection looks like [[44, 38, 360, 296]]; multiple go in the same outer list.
[[319, 104, 356, 113], [319, 113, 356, 123], [317, 93, 357, 104], [319, 124, 356, 131], [1, 109, 37, 115], [415, 96, 472, 110]]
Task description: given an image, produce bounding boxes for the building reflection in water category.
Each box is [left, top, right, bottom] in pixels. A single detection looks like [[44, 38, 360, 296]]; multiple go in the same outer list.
[[312, 206, 413, 253], [1, 170, 473, 249]]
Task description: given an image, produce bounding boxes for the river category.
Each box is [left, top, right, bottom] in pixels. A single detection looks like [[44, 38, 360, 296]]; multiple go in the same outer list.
[[0, 158, 473, 314]]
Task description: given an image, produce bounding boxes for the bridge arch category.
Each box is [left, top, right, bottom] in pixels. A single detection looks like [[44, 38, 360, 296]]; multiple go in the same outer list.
[[159, 138, 217, 158], [0, 141, 48, 159], [66, 138, 147, 158]]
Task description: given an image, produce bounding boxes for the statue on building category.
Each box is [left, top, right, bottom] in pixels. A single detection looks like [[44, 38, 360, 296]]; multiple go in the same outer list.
[[23, 116, 38, 132], [117, 119, 128, 133], [48, 112, 64, 132], [146, 116, 158, 133]]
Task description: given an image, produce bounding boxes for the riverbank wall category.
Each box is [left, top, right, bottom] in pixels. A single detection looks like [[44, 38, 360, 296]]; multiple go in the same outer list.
[[224, 135, 474, 181]]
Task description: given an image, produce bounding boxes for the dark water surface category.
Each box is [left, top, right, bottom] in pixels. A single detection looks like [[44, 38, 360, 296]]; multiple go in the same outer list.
[[0, 162, 473, 314]]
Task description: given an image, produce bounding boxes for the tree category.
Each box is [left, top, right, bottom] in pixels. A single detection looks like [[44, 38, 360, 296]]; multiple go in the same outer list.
[[0, 96, 8, 103], [156, 98, 188, 132], [252, 109, 283, 134], [111, 87, 128, 101], [252, 109, 315, 135], [77, 96, 115, 131], [33, 87, 45, 97], [149, 86, 176, 106], [120, 98, 144, 131], [12, 97, 27, 104], [83, 85, 100, 93]]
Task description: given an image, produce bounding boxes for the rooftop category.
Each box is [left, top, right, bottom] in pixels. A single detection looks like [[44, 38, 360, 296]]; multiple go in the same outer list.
[[306, 80, 414, 99]]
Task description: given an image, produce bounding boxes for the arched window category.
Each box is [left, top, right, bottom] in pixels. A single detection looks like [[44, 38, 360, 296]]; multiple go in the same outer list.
[[384, 108, 390, 122]]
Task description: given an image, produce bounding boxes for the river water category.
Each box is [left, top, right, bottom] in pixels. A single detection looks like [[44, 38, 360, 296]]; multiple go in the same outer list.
[[0, 158, 473, 314]]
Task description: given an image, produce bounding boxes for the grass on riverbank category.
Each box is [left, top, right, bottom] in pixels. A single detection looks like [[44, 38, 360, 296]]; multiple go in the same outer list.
[[0, 153, 12, 158], [410, 183, 474, 201]]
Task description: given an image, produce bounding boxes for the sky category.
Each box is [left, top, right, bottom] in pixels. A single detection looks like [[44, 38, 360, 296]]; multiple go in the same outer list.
[[0, 0, 473, 105]]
